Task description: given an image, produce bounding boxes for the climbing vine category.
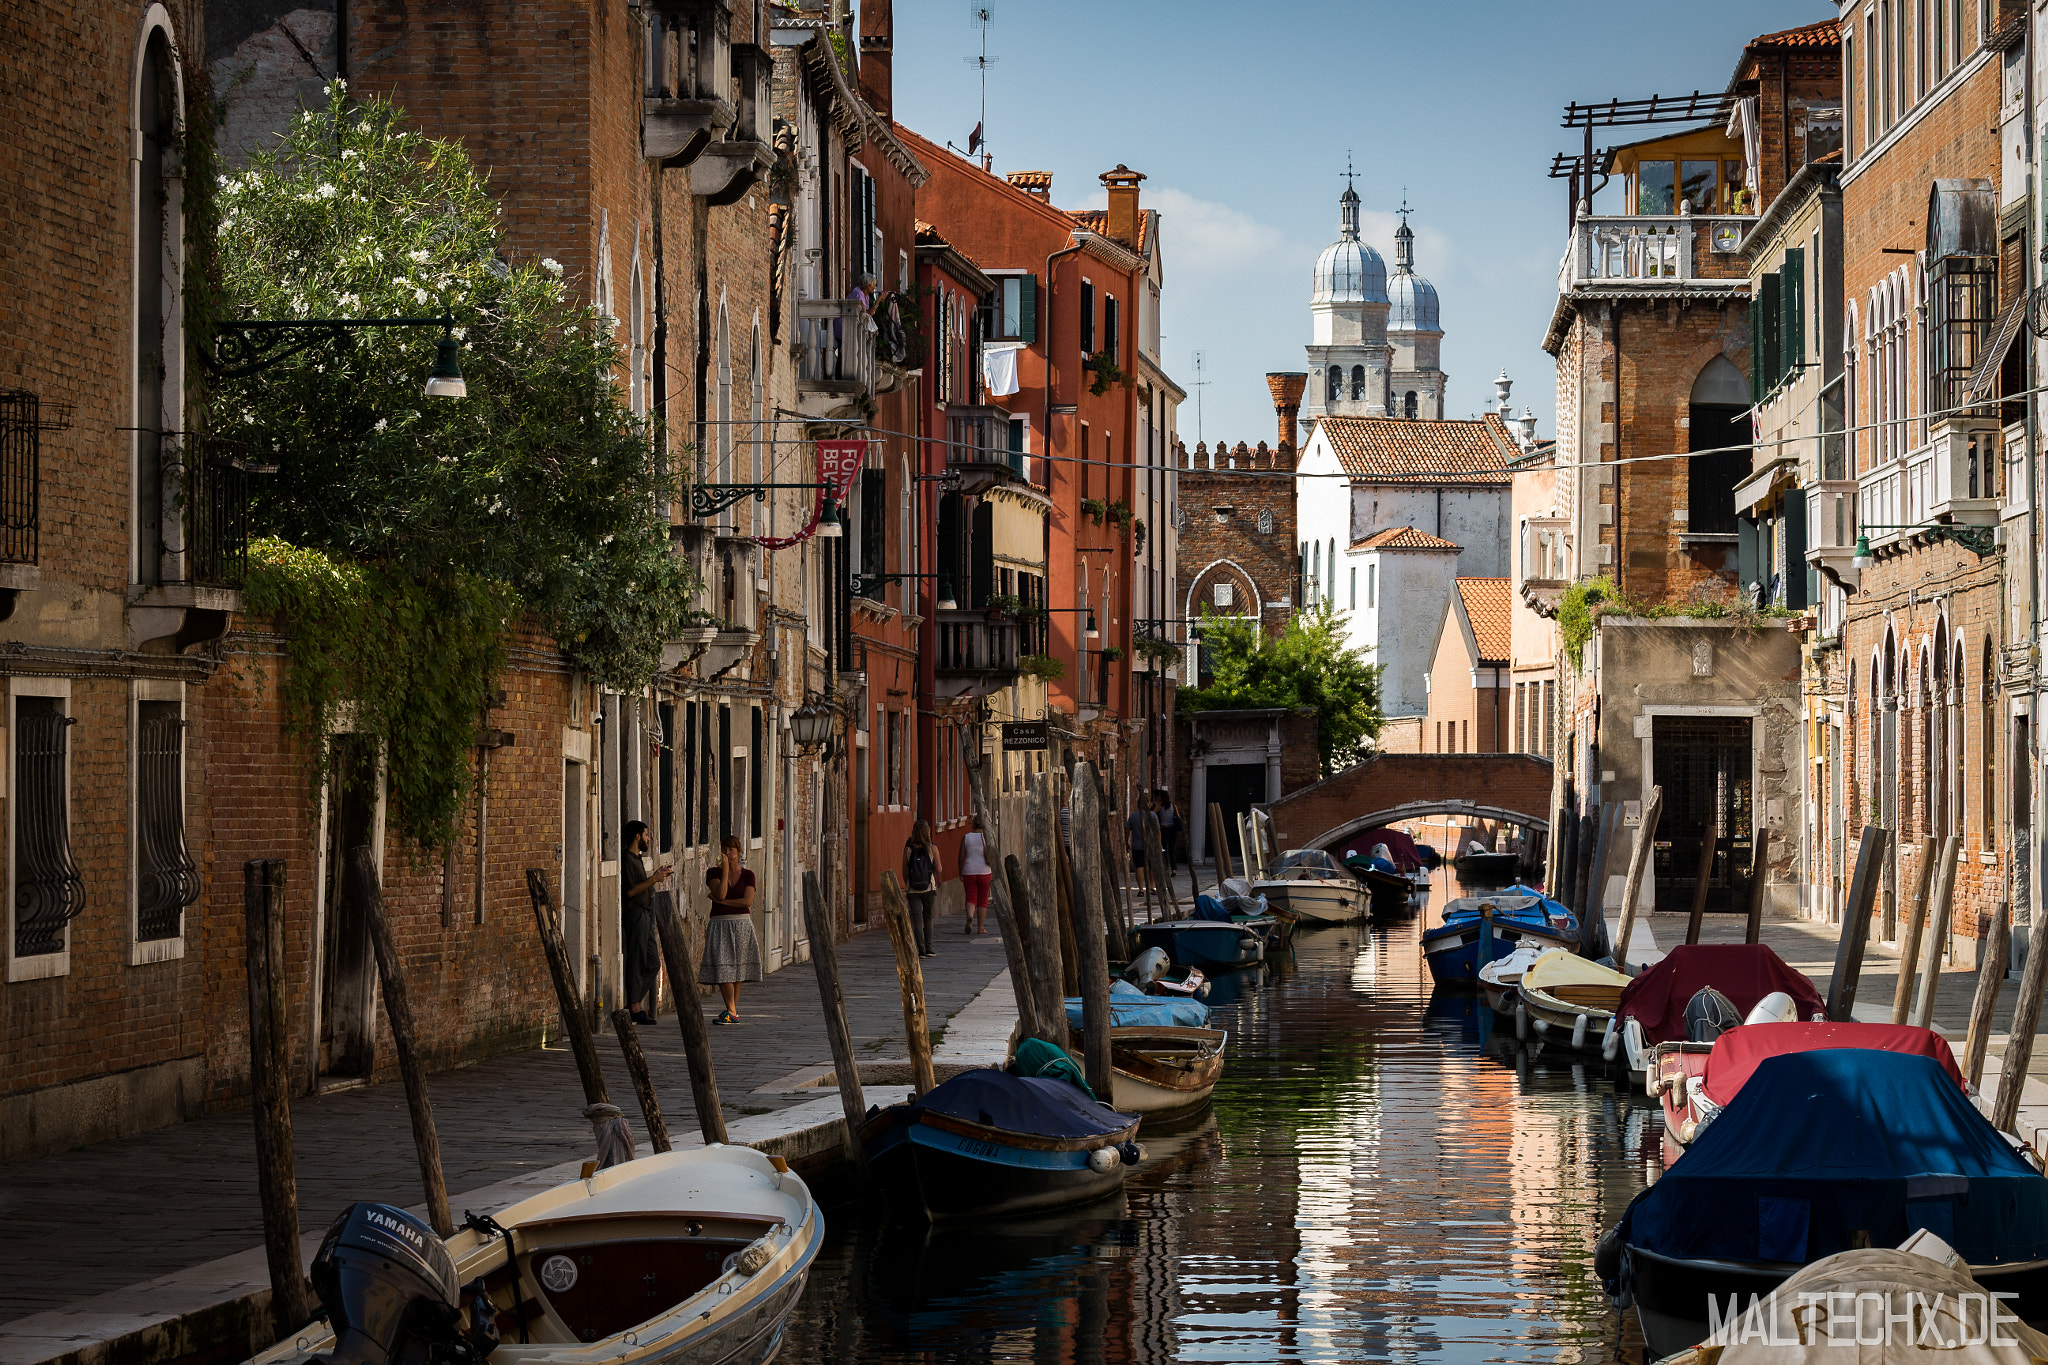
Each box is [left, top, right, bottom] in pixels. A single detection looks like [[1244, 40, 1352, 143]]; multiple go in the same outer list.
[[1558, 576, 1793, 670]]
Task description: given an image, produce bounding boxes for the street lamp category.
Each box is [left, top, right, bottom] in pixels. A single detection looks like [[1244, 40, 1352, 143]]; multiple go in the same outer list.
[[1852, 523, 1997, 571], [203, 313, 467, 397], [788, 701, 834, 751], [424, 332, 467, 399], [689, 481, 842, 534]]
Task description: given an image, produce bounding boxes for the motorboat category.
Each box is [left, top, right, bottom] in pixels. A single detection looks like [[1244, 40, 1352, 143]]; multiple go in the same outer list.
[[1454, 839, 1521, 883], [1250, 848, 1361, 924], [1476, 944, 1553, 1018], [1343, 844, 1426, 918], [860, 1067, 1143, 1223], [1118, 946, 1208, 999], [1421, 889, 1578, 987], [1649, 1019, 1968, 1165], [1133, 905, 1277, 971], [1516, 949, 1631, 1054], [1617, 943, 1827, 1082], [247, 1147, 822, 1365], [1598, 1048, 2048, 1361]]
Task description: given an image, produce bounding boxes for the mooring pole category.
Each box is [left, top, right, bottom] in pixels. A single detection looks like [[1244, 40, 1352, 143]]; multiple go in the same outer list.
[[1826, 827, 1890, 1021], [526, 869, 610, 1106], [801, 871, 867, 1172], [354, 847, 452, 1235], [879, 871, 937, 1096], [244, 859, 313, 1338]]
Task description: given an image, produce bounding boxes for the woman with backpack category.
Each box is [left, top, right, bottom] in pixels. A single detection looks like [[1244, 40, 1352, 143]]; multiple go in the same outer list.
[[903, 821, 942, 957]]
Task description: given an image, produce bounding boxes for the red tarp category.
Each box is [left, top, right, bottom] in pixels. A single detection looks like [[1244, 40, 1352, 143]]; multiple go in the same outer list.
[[1617, 943, 1826, 1045], [1335, 827, 1425, 872], [1701, 1021, 1964, 1107]]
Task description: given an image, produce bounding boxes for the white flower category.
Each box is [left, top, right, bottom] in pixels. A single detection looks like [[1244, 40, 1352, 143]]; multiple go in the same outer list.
[[334, 77, 347, 91], [243, 412, 256, 425], [374, 418, 389, 433], [409, 249, 430, 264], [392, 276, 412, 289], [315, 183, 337, 198], [342, 149, 359, 159], [414, 288, 429, 305], [451, 327, 467, 340], [541, 257, 563, 278]]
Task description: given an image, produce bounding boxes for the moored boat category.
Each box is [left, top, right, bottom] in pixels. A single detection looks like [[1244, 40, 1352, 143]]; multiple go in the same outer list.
[[247, 1146, 822, 1365], [861, 1068, 1143, 1223], [1476, 943, 1552, 1017], [1616, 942, 1827, 1081], [1250, 848, 1361, 924], [1132, 914, 1274, 971], [1059, 1025, 1228, 1124], [1454, 844, 1521, 883], [1517, 949, 1630, 1053], [1421, 890, 1578, 987]]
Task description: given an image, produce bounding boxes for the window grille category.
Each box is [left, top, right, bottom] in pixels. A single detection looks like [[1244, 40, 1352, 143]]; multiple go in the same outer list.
[[136, 701, 198, 941], [14, 698, 83, 957], [0, 389, 67, 567]]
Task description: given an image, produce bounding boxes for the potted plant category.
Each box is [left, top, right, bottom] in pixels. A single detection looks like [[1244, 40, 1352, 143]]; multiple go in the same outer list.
[[1134, 636, 1179, 666], [1080, 497, 1108, 523], [983, 592, 1024, 619], [1018, 653, 1065, 682], [1098, 644, 1126, 663], [1108, 499, 1133, 531], [1085, 350, 1127, 397]]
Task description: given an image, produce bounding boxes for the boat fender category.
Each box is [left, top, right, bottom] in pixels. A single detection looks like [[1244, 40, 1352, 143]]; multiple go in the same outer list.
[[1119, 1141, 1146, 1166], [1600, 1016, 1620, 1062], [1087, 1147, 1121, 1173], [1571, 1014, 1588, 1051], [1592, 1224, 1623, 1284], [1514, 1002, 1528, 1041]]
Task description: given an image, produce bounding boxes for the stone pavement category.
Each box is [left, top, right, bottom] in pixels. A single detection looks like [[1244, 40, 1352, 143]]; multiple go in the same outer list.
[[0, 921, 1012, 1327]]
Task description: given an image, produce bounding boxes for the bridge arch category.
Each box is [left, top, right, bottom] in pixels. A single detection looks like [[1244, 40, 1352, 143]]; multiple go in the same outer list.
[[1314, 801, 1549, 856], [1261, 753, 1555, 856]]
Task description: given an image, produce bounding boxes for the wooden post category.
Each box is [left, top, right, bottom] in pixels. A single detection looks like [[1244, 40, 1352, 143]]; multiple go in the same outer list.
[[1209, 801, 1236, 884], [244, 859, 313, 1337], [1573, 807, 1602, 924], [525, 869, 610, 1106], [1890, 836, 1939, 1024], [353, 847, 452, 1236], [999, 853, 1051, 1044], [1579, 804, 1621, 958], [652, 895, 727, 1145], [1963, 901, 2011, 1089], [608, 1008, 672, 1153], [1995, 893, 2048, 1132], [965, 755, 1020, 955], [1743, 833, 1770, 946], [1683, 825, 1717, 946], [1091, 767, 1131, 962], [1023, 776, 1068, 1033], [1610, 786, 1663, 973], [1826, 827, 1890, 1021], [800, 871, 866, 1172], [1555, 791, 1581, 909], [1909, 835, 1964, 1030], [1069, 763, 1115, 1098], [879, 871, 937, 1096], [1054, 824, 1082, 999], [1142, 812, 1171, 922]]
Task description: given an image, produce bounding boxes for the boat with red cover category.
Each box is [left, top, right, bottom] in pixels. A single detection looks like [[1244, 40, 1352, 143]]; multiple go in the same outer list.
[[1618, 944, 1826, 1081]]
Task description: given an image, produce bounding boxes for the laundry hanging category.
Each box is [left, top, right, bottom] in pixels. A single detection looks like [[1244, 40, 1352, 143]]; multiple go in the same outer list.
[[982, 343, 1022, 398]]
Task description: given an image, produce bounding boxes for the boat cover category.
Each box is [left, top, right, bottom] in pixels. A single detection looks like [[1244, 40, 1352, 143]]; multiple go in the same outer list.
[[1011, 1037, 1095, 1100], [1066, 980, 1211, 1030], [1340, 828, 1425, 871], [1522, 950, 1629, 993], [1623, 1050, 2048, 1267], [913, 1067, 1134, 1139], [1193, 894, 1231, 922], [1700, 1021, 1963, 1107], [1617, 944, 1826, 1045]]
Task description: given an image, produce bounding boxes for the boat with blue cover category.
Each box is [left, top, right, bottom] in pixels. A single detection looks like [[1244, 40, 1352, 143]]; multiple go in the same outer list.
[[1596, 1048, 2048, 1360], [1420, 885, 1578, 986], [1131, 898, 1277, 970], [859, 1067, 1143, 1223]]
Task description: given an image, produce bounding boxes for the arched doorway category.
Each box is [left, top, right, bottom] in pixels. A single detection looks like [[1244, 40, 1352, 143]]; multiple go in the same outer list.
[[1688, 356, 1751, 535]]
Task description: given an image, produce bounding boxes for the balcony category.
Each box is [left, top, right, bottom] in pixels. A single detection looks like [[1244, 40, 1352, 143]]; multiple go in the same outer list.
[[795, 300, 877, 419], [1803, 479, 1859, 587], [1559, 214, 1753, 293], [1924, 418, 2002, 524], [933, 609, 1020, 699], [0, 389, 53, 613], [944, 405, 1022, 493], [642, 1, 735, 168], [689, 43, 773, 205]]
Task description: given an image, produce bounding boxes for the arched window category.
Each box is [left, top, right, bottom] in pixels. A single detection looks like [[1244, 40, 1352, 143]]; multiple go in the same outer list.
[[1687, 356, 1750, 534], [715, 301, 732, 514], [1403, 390, 1418, 420], [1982, 637, 1998, 852], [1311, 540, 1322, 601], [1350, 364, 1366, 400], [1918, 645, 1933, 842], [1327, 366, 1342, 403], [628, 255, 646, 418], [134, 20, 183, 587], [1932, 628, 1949, 844]]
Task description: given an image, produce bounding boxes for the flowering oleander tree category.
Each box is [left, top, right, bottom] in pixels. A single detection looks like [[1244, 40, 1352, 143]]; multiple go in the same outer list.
[[207, 82, 692, 846]]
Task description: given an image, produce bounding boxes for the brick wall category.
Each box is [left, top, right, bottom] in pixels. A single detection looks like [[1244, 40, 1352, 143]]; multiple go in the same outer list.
[[1175, 440, 1297, 635], [1262, 753, 1556, 853]]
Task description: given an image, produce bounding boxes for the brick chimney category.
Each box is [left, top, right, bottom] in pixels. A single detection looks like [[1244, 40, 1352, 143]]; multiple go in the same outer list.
[[1100, 164, 1145, 245], [1267, 372, 1307, 451], [1006, 170, 1052, 201], [857, 0, 893, 116]]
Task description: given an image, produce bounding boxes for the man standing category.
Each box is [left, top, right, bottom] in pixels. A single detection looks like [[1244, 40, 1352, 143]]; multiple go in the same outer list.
[[621, 820, 669, 1025]]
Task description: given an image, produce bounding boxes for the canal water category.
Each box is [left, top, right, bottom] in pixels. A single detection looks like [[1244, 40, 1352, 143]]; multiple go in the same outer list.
[[782, 872, 1662, 1363]]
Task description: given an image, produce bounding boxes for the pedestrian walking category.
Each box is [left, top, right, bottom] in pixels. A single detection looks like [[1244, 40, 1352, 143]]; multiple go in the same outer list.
[[904, 820, 941, 957], [1155, 790, 1183, 901], [959, 812, 992, 935], [701, 834, 761, 1024], [620, 820, 669, 1024], [1124, 793, 1153, 893]]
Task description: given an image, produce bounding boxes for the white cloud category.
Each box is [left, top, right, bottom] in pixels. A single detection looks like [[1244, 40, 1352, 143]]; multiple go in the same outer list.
[[1075, 185, 1290, 276]]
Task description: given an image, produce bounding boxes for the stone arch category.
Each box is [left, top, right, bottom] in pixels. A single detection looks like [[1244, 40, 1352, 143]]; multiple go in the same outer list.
[[132, 4, 186, 588], [1688, 355, 1751, 535]]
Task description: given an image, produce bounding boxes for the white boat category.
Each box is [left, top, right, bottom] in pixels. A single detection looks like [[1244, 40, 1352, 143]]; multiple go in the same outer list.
[[1517, 951, 1631, 1056], [250, 1146, 821, 1365], [1475, 944, 1553, 1017], [1063, 1025, 1229, 1122], [1250, 848, 1362, 924]]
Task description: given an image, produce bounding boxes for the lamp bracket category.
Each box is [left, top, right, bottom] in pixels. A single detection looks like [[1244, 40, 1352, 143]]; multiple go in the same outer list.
[[203, 314, 455, 380], [689, 482, 830, 520]]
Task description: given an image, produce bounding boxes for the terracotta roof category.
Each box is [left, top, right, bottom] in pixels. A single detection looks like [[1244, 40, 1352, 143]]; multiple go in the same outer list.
[[915, 220, 947, 245], [1456, 578, 1511, 663], [1317, 412, 1517, 485], [1006, 171, 1052, 189], [1354, 526, 1461, 552], [1748, 18, 1840, 49], [1065, 207, 1150, 252]]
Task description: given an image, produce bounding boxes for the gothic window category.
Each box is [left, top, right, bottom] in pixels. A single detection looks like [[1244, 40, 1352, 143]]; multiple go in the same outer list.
[[1350, 365, 1366, 400], [715, 302, 732, 496], [134, 23, 182, 589], [1404, 391, 1418, 420], [1327, 366, 1342, 403]]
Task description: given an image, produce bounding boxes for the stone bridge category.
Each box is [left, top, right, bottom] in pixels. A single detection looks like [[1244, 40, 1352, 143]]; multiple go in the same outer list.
[[1261, 753, 1556, 855]]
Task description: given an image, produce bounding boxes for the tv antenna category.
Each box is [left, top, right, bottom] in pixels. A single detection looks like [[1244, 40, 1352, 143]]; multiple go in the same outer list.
[[1191, 350, 1212, 444], [964, 6, 996, 165]]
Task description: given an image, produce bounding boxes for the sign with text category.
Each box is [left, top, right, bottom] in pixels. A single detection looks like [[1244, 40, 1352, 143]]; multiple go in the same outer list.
[[816, 438, 870, 501], [1001, 720, 1048, 751]]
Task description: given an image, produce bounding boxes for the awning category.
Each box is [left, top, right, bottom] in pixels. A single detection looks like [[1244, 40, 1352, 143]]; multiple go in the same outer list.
[[1966, 289, 2026, 403], [1733, 455, 1797, 514]]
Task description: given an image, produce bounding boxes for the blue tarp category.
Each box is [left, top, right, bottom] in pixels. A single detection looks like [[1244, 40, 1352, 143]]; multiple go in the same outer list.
[[1065, 981, 1211, 1029], [1623, 1049, 2048, 1266], [914, 1067, 1133, 1139], [1193, 894, 1231, 922]]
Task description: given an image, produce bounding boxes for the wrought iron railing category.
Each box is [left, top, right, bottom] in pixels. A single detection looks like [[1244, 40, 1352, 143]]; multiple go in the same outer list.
[[0, 388, 68, 566], [136, 707, 198, 942], [13, 703, 84, 958], [166, 434, 255, 587], [935, 610, 1020, 675]]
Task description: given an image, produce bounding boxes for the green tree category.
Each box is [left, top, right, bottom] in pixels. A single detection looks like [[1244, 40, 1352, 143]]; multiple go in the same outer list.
[[1178, 603, 1383, 777], [208, 84, 694, 847]]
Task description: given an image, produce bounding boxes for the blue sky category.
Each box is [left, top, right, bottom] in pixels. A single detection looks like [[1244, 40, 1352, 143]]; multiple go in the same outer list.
[[887, 0, 1832, 445]]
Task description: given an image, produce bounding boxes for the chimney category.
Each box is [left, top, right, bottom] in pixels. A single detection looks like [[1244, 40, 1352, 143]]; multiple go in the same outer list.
[[1267, 371, 1307, 451], [1100, 164, 1145, 245], [857, 0, 893, 116], [1495, 369, 1513, 416], [1006, 170, 1052, 202]]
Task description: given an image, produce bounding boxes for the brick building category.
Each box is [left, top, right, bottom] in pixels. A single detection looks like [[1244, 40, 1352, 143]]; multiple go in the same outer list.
[[1175, 373, 1306, 655]]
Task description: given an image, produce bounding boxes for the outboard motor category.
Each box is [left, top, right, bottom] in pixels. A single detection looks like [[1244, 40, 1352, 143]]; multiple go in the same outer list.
[[310, 1203, 496, 1365], [1122, 946, 1171, 987], [1682, 986, 1743, 1044], [1743, 990, 1800, 1026]]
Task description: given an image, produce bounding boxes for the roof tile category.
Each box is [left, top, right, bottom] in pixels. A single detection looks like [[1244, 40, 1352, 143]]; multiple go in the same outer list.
[[1315, 412, 1518, 485], [1456, 577, 1511, 662], [1355, 526, 1461, 552]]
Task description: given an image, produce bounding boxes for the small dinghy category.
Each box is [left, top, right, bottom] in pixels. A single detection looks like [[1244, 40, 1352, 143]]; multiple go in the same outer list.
[[1476, 944, 1553, 1017], [1599, 1049, 2048, 1361], [860, 1067, 1143, 1223], [1133, 904, 1275, 971], [1617, 942, 1827, 1082], [1516, 949, 1630, 1054], [248, 1147, 821, 1365], [1421, 888, 1578, 987], [1344, 844, 1424, 919], [1455, 839, 1521, 883]]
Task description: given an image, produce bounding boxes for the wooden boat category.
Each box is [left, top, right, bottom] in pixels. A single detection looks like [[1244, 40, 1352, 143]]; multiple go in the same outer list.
[[1475, 944, 1553, 1017], [1132, 916, 1273, 971], [1062, 1025, 1228, 1123], [861, 1067, 1142, 1223], [248, 1147, 822, 1365], [1454, 848, 1521, 883], [1421, 891, 1578, 987], [1249, 848, 1361, 924], [1598, 1049, 2048, 1360], [1516, 949, 1630, 1053]]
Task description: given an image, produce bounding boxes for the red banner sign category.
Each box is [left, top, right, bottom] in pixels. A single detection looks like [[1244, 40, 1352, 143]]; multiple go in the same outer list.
[[816, 439, 869, 500]]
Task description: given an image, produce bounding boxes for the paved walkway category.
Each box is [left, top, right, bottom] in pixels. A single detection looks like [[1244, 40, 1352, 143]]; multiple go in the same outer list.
[[0, 922, 1011, 1325]]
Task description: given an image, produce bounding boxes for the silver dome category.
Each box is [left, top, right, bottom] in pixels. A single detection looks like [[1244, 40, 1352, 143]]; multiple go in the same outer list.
[[1387, 269, 1439, 331], [1313, 237, 1388, 305]]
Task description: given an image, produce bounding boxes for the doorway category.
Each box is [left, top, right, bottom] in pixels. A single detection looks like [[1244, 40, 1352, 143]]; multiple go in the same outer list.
[[1650, 716, 1754, 913], [563, 756, 587, 999], [319, 735, 379, 1079], [1204, 763, 1268, 870]]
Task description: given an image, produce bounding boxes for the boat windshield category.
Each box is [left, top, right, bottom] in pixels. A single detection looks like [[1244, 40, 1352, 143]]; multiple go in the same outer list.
[[1271, 850, 1341, 877]]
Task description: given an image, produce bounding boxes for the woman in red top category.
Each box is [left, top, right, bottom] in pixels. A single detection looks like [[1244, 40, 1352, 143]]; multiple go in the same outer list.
[[699, 834, 761, 1024]]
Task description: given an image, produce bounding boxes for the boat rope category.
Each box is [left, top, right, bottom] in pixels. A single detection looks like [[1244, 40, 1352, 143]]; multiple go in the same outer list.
[[463, 1211, 528, 1344]]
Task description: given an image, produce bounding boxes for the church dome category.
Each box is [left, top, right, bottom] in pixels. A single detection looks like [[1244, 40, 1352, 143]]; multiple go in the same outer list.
[[1387, 270, 1439, 331], [1312, 185, 1388, 306]]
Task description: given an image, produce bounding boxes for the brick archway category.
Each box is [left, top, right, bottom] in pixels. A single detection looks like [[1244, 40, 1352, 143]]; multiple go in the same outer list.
[[1262, 753, 1555, 854]]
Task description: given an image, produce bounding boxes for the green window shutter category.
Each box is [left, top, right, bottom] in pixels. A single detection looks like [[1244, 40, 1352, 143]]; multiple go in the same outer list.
[[1781, 248, 1805, 384], [1783, 493, 1808, 609], [1758, 273, 1782, 397], [1749, 291, 1763, 405], [1737, 513, 1760, 593], [1018, 273, 1037, 344]]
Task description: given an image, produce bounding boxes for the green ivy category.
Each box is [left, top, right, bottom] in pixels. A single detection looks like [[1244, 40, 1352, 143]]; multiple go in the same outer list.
[[1557, 576, 1794, 670], [1018, 653, 1066, 682]]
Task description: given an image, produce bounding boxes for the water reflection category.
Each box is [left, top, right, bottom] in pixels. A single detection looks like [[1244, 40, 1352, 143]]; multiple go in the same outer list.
[[783, 877, 1657, 1363]]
